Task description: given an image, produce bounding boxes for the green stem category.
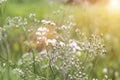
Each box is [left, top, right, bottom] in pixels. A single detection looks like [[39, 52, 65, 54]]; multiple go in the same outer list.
[[21, 26, 36, 75], [0, 38, 11, 80], [0, 3, 5, 27], [46, 49, 55, 79], [4, 39, 11, 80]]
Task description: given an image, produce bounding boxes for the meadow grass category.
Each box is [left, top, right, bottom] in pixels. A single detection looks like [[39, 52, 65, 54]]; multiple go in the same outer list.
[[0, 0, 120, 80]]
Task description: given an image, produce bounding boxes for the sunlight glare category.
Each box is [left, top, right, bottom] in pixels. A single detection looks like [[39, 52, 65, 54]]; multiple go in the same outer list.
[[108, 0, 120, 11]]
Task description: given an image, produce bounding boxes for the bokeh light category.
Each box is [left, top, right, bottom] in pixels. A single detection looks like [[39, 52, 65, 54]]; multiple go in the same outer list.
[[107, 0, 120, 12]]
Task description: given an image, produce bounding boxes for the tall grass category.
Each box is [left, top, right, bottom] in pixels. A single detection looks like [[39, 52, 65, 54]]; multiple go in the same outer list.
[[0, 0, 120, 80]]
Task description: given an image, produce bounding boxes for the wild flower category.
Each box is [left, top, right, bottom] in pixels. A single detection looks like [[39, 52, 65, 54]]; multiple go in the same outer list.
[[29, 13, 36, 18], [102, 75, 111, 80], [6, 17, 28, 28], [36, 27, 49, 44], [103, 68, 108, 74], [114, 71, 119, 78], [0, 13, 109, 80], [59, 41, 65, 47], [34, 22, 57, 51], [76, 51, 81, 56], [28, 13, 40, 23], [45, 39, 57, 46], [36, 27, 49, 36], [68, 39, 82, 53], [61, 25, 70, 30], [93, 78, 98, 80], [80, 34, 106, 60], [75, 28, 80, 33], [41, 19, 56, 26], [13, 68, 24, 76]]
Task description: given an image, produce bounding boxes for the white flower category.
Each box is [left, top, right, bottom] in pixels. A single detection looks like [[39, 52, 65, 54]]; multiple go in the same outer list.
[[39, 49, 47, 55], [29, 13, 36, 18], [61, 25, 70, 30], [102, 68, 108, 74], [69, 40, 82, 52], [93, 78, 98, 80], [13, 68, 24, 75], [37, 27, 49, 32], [75, 28, 80, 33], [45, 39, 57, 46], [36, 27, 49, 41], [37, 36, 46, 40], [59, 41, 65, 47], [76, 51, 81, 56], [41, 20, 56, 26], [36, 32, 42, 35], [41, 20, 50, 24], [69, 40, 81, 50], [50, 22, 56, 26], [115, 71, 119, 77]]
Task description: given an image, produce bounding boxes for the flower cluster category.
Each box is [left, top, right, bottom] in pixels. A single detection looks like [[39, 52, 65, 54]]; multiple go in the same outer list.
[[35, 27, 57, 47], [41, 20, 56, 26], [29, 13, 40, 23], [6, 17, 28, 28], [68, 39, 82, 53], [15, 17, 107, 80], [36, 27, 49, 41], [81, 34, 106, 60], [0, 13, 108, 80]]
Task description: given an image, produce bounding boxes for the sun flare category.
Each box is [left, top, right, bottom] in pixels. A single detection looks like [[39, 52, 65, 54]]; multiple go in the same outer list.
[[108, 0, 120, 10]]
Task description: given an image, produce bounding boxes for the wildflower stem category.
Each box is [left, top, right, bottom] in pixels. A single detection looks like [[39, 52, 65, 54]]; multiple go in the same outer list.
[[46, 49, 56, 79], [0, 2, 6, 27], [4, 39, 11, 80], [31, 48, 36, 74], [21, 26, 36, 77], [49, 62, 55, 79]]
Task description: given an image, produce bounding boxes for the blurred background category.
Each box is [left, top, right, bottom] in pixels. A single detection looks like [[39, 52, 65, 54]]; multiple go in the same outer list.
[[0, 0, 120, 79]]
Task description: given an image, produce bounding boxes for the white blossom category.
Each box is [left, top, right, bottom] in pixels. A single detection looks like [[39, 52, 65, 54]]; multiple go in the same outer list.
[[59, 41, 65, 47], [102, 68, 108, 74], [41, 20, 56, 26], [45, 39, 57, 46], [29, 13, 36, 18], [69, 40, 82, 52]]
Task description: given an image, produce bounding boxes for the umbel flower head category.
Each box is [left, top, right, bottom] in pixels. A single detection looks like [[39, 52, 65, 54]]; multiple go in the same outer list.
[[33, 23, 57, 52]]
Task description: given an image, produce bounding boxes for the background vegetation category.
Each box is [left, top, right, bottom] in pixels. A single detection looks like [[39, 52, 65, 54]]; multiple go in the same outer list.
[[0, 0, 120, 80]]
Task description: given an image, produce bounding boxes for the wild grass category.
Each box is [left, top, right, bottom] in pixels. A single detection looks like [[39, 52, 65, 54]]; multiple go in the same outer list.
[[0, 0, 120, 80]]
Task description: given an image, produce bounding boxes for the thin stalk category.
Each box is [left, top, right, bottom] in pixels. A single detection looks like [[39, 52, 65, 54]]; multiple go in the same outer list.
[[0, 39, 11, 80], [4, 39, 11, 80], [0, 2, 6, 27], [0, 5, 3, 26], [21, 26, 36, 75], [46, 49, 55, 79], [61, 52, 66, 80], [88, 55, 99, 79], [49, 61, 55, 79], [83, 52, 89, 65], [0, 41, 7, 61]]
